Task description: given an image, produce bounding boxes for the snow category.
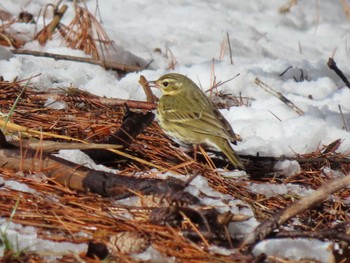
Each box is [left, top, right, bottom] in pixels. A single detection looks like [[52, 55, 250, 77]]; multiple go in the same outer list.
[[0, 219, 87, 260], [56, 149, 118, 173], [0, 175, 37, 194], [132, 246, 176, 263], [253, 238, 334, 262], [274, 160, 301, 177], [248, 182, 314, 198], [0, 0, 347, 261]]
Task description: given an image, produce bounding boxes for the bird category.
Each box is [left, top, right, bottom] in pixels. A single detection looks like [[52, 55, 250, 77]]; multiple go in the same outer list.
[[149, 73, 244, 169]]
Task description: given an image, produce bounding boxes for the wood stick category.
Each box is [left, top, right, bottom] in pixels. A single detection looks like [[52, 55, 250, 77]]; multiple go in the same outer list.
[[254, 77, 304, 116], [11, 49, 143, 73], [10, 140, 123, 152], [31, 92, 157, 110]]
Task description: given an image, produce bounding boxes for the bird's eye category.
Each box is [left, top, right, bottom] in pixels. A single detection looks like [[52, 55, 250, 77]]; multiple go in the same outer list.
[[163, 81, 169, 87]]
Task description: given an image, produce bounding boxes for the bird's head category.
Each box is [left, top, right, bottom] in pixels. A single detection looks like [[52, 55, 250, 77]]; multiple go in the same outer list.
[[150, 73, 190, 95]]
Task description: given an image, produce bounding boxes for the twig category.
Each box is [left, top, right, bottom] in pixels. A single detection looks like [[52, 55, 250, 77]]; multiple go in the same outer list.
[[138, 75, 157, 103], [11, 49, 143, 73], [275, 225, 350, 243], [35, 4, 68, 45], [279, 0, 298, 13], [338, 105, 348, 131], [166, 46, 177, 70], [219, 36, 226, 61], [226, 32, 234, 65], [327, 57, 350, 89], [32, 92, 156, 110], [205, 74, 240, 94], [240, 172, 350, 251], [268, 110, 282, 122], [253, 77, 304, 116], [279, 65, 293, 77]]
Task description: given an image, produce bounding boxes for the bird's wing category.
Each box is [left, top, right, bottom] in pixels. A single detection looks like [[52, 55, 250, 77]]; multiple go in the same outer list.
[[158, 94, 238, 142], [158, 94, 203, 122]]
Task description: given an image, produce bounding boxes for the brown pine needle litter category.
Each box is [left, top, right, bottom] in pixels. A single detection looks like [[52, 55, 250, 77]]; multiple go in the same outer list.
[[0, 78, 350, 262], [35, 2, 113, 60], [58, 5, 114, 60]]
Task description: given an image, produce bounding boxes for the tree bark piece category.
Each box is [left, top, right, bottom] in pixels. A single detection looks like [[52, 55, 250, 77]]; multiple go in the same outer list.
[[0, 136, 189, 200]]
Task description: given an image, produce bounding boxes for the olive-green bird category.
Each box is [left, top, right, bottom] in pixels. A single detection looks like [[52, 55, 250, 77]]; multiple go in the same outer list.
[[150, 73, 244, 169]]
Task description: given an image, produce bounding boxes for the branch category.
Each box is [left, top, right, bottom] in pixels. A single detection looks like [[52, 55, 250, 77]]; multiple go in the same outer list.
[[10, 141, 123, 152], [32, 92, 157, 110], [11, 49, 143, 74]]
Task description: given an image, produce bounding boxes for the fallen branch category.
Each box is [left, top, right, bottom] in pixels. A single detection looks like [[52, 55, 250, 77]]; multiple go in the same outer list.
[[240, 172, 350, 251], [11, 49, 143, 74], [10, 140, 123, 152], [0, 145, 187, 198], [0, 126, 188, 199], [254, 77, 304, 116]]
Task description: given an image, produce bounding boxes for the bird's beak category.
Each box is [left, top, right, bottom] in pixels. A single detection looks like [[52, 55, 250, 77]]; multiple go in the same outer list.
[[147, 80, 158, 88]]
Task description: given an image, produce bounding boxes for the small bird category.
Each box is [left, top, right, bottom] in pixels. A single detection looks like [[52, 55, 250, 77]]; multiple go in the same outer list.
[[150, 73, 244, 169]]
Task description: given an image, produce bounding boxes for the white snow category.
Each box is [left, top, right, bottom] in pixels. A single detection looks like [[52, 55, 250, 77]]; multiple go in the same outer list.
[[253, 238, 334, 262], [274, 160, 301, 177], [0, 0, 348, 261], [0, 175, 37, 194], [248, 182, 314, 198], [132, 246, 176, 263], [0, 219, 87, 260], [56, 149, 117, 173]]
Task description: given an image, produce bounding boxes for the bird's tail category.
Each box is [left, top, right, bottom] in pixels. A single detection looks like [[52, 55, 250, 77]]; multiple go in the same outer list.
[[219, 139, 244, 169]]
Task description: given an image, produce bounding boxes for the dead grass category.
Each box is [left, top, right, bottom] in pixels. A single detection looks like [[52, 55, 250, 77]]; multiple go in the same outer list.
[[0, 18, 25, 48]]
